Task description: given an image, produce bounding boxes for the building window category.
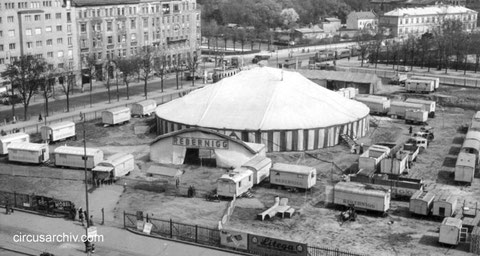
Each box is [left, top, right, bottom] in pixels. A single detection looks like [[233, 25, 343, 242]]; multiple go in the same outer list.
[[143, 18, 148, 28], [0, 31, 2, 37], [67, 12, 71, 23], [8, 16, 14, 23], [57, 38, 63, 44], [131, 33, 136, 41], [58, 51, 64, 57], [34, 15, 41, 21], [67, 24, 72, 33], [56, 13, 61, 19], [25, 15, 32, 21], [36, 28, 42, 34], [131, 19, 136, 29], [162, 4, 170, 14], [68, 37, 72, 46], [108, 36, 113, 44], [0, 45, 3, 51], [8, 30, 15, 37], [36, 41, 42, 47], [47, 52, 53, 58], [56, 25, 62, 31], [9, 43, 15, 50], [46, 26, 52, 32], [144, 32, 149, 41], [173, 4, 179, 12], [107, 21, 112, 31], [25, 29, 32, 36], [80, 39, 87, 48], [27, 42, 33, 49], [0, 58, 4, 64], [80, 23, 86, 33], [68, 49, 73, 59], [45, 13, 51, 20], [47, 39, 52, 45]]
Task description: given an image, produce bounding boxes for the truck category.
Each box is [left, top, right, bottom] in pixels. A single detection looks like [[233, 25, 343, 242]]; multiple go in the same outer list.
[[390, 73, 408, 85], [405, 79, 435, 93], [410, 75, 440, 90], [405, 98, 436, 118], [333, 181, 391, 214], [405, 109, 429, 125], [354, 96, 390, 115]]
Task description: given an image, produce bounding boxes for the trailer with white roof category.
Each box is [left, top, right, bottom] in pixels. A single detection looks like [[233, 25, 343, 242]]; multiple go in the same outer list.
[[8, 142, 49, 164], [0, 132, 30, 155], [53, 146, 104, 169], [269, 163, 317, 190], [102, 107, 131, 126], [40, 121, 76, 143]]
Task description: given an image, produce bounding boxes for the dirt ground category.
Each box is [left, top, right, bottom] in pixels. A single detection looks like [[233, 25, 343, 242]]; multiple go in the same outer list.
[[1, 84, 480, 255]]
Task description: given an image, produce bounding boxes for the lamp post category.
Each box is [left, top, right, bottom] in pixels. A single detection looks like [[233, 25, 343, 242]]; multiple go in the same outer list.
[[82, 113, 91, 253]]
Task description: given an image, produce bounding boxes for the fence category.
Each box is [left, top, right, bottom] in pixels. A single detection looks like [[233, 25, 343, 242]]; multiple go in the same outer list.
[[0, 87, 198, 135], [339, 66, 480, 88], [124, 211, 368, 256], [0, 190, 75, 218], [124, 211, 221, 247]]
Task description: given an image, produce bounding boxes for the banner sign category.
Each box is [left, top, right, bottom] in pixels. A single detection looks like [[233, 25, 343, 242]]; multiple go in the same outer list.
[[248, 234, 307, 256], [173, 136, 229, 150], [220, 229, 248, 250], [143, 222, 153, 234]]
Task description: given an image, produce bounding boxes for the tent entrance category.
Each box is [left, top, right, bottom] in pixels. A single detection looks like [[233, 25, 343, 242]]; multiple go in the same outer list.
[[184, 148, 216, 167]]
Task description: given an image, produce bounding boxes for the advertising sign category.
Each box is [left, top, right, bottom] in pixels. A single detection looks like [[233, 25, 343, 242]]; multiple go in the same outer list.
[[220, 229, 248, 250], [173, 136, 229, 150], [143, 222, 153, 234], [248, 234, 307, 256]]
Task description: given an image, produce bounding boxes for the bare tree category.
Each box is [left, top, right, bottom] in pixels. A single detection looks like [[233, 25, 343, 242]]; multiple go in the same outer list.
[[185, 54, 199, 87], [356, 30, 373, 67], [153, 52, 167, 93], [139, 46, 155, 99], [41, 71, 56, 117], [83, 53, 97, 107], [116, 56, 139, 99], [57, 62, 78, 113], [103, 59, 114, 104], [1, 55, 48, 120]]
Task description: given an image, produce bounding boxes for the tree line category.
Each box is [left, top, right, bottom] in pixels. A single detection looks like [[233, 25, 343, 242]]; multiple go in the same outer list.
[[1, 46, 199, 121], [363, 19, 480, 73]]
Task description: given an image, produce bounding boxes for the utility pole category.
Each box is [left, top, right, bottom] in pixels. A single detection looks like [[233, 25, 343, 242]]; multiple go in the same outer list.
[[83, 113, 90, 248]]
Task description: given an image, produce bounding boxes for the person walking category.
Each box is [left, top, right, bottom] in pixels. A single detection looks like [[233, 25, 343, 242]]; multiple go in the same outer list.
[[89, 215, 94, 226], [78, 208, 84, 226], [409, 126, 413, 135]]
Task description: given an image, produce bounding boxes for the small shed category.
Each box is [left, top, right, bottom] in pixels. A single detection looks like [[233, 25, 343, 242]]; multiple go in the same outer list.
[[0, 132, 30, 154], [439, 217, 463, 245], [40, 121, 76, 143], [409, 190, 435, 216], [241, 155, 272, 185], [93, 153, 134, 181], [217, 169, 254, 198], [131, 100, 157, 117], [8, 142, 49, 164], [102, 107, 131, 126], [432, 192, 458, 218]]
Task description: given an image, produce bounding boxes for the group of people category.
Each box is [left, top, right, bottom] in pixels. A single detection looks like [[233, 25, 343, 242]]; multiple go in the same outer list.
[[94, 178, 115, 187], [78, 207, 94, 227], [4, 200, 14, 215]]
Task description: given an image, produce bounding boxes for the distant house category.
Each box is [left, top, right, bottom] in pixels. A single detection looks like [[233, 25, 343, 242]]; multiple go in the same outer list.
[[293, 25, 325, 40], [347, 11, 379, 30], [320, 17, 342, 34]]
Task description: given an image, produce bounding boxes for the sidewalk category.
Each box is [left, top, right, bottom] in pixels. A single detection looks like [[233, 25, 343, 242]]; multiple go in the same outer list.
[[0, 209, 241, 256]]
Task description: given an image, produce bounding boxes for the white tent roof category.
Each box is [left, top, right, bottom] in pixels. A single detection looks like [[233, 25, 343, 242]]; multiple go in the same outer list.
[[155, 67, 369, 130]]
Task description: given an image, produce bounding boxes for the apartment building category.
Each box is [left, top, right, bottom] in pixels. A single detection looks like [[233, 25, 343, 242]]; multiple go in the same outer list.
[[379, 5, 477, 37], [0, 0, 77, 76], [73, 0, 201, 78], [346, 11, 379, 30]]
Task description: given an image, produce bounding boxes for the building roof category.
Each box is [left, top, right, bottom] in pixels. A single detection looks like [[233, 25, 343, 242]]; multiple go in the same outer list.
[[8, 142, 46, 151], [42, 121, 75, 130], [219, 169, 253, 182], [54, 146, 102, 156], [103, 106, 130, 114], [271, 163, 315, 175], [441, 217, 462, 228], [155, 67, 369, 131], [133, 99, 156, 108], [325, 17, 341, 22], [348, 11, 378, 20], [0, 132, 29, 142], [146, 164, 182, 178], [384, 5, 477, 16]]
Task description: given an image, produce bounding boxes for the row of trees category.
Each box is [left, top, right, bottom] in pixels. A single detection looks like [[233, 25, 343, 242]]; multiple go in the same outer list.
[[360, 19, 480, 74], [1, 46, 199, 121]]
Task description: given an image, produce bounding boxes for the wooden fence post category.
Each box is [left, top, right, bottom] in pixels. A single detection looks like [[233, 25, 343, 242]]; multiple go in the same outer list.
[[123, 211, 126, 229], [195, 225, 198, 243], [170, 219, 173, 238], [14, 191, 17, 207]]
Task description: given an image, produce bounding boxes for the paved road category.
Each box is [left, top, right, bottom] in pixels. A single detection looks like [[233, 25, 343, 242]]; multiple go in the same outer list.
[[0, 75, 202, 122], [0, 209, 242, 256]]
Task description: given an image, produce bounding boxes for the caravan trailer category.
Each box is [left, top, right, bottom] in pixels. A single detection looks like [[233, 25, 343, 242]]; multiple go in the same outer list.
[[8, 142, 49, 164], [405, 79, 435, 93], [54, 146, 104, 169], [333, 181, 391, 213], [410, 75, 440, 90], [354, 96, 390, 115], [0, 132, 30, 155], [93, 153, 134, 181], [405, 98, 436, 118], [439, 217, 463, 245], [102, 107, 131, 126], [388, 101, 424, 119], [217, 169, 254, 198], [269, 163, 317, 190], [241, 155, 272, 185], [455, 152, 476, 184], [409, 190, 435, 216], [40, 121, 76, 143], [432, 193, 457, 218], [131, 100, 157, 117]]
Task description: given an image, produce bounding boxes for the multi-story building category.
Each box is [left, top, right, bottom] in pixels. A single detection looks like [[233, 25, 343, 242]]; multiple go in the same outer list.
[[0, 0, 78, 78], [73, 0, 201, 78], [371, 0, 467, 15], [346, 11, 379, 30], [379, 5, 477, 37]]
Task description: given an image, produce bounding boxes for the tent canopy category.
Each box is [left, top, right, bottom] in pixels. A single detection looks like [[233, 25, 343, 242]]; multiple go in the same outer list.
[[155, 67, 369, 130]]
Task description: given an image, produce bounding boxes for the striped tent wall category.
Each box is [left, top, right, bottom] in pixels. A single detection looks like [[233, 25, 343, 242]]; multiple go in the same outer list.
[[156, 115, 369, 152]]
